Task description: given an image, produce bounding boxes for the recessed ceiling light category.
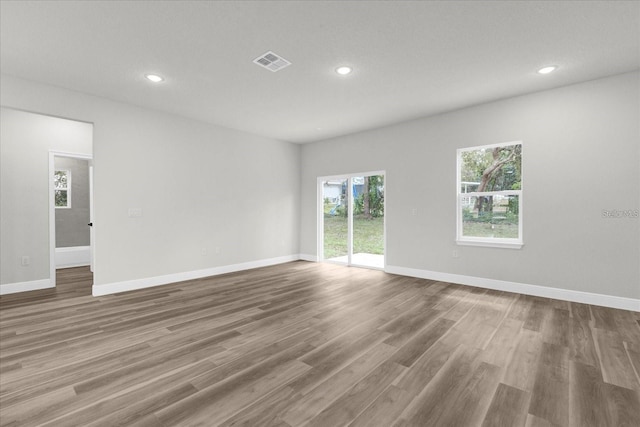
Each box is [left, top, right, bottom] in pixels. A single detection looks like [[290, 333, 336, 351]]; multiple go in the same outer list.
[[145, 74, 164, 83], [537, 66, 557, 75], [336, 66, 353, 75]]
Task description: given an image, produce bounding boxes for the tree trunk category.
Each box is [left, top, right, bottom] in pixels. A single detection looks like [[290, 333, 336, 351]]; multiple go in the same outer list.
[[474, 147, 515, 213], [363, 177, 371, 219]]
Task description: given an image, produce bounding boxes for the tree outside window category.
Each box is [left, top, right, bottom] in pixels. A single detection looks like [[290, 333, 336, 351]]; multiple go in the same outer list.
[[54, 170, 71, 208], [457, 142, 522, 248]]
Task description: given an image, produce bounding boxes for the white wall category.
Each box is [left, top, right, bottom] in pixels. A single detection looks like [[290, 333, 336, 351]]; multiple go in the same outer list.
[[1, 75, 300, 293], [0, 108, 92, 286], [300, 72, 640, 302], [2, 72, 637, 305]]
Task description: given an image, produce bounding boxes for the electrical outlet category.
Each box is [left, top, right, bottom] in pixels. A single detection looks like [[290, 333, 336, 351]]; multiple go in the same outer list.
[[21, 255, 30, 266], [452, 250, 459, 258]]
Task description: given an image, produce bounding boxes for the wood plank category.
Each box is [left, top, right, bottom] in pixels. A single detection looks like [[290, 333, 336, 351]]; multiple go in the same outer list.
[[600, 381, 640, 426], [189, 328, 316, 391], [218, 385, 298, 427], [155, 353, 311, 426], [305, 360, 406, 426], [398, 345, 482, 425], [528, 342, 570, 426], [569, 301, 592, 323], [433, 361, 502, 426], [593, 329, 640, 390], [280, 342, 396, 426], [502, 328, 543, 392], [482, 382, 530, 427], [613, 308, 640, 345], [389, 317, 455, 367], [0, 386, 77, 426], [525, 413, 555, 427], [625, 342, 640, 387], [541, 308, 570, 347], [348, 385, 412, 427], [523, 297, 550, 332], [507, 294, 533, 322], [286, 329, 391, 396], [568, 316, 599, 368], [592, 305, 618, 331], [1, 263, 638, 426], [394, 339, 461, 396], [381, 306, 441, 347], [480, 317, 523, 368], [569, 361, 610, 427], [38, 360, 216, 427]]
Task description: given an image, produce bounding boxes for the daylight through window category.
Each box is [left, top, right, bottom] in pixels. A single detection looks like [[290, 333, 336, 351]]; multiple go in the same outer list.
[[457, 142, 522, 248], [54, 170, 71, 208]]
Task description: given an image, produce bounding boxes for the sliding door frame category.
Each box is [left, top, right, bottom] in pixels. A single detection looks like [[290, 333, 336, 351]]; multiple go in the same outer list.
[[317, 170, 386, 270]]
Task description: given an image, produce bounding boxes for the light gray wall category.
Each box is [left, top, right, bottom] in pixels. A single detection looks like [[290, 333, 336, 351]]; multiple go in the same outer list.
[[3, 72, 637, 301], [1, 74, 301, 288], [55, 156, 90, 248], [300, 72, 640, 300], [0, 108, 92, 285]]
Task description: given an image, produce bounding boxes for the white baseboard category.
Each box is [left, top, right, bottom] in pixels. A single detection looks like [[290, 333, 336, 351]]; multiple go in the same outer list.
[[299, 254, 319, 262], [55, 246, 91, 268], [11, 253, 634, 312], [92, 254, 300, 297], [0, 278, 54, 295], [385, 265, 640, 312]]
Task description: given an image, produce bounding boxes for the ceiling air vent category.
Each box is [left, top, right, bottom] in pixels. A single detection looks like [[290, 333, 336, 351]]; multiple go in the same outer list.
[[253, 51, 291, 72]]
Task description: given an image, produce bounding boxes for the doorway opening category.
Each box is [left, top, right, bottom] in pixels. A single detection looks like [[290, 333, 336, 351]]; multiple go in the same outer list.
[[49, 151, 94, 287], [318, 171, 385, 269]]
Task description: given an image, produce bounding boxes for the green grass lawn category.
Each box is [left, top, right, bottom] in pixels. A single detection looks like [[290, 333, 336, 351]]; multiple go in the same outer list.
[[462, 221, 518, 238], [323, 214, 384, 258], [323, 207, 515, 258]]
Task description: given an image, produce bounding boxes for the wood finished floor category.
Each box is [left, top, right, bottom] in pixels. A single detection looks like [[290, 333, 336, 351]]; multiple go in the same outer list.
[[1, 262, 639, 427]]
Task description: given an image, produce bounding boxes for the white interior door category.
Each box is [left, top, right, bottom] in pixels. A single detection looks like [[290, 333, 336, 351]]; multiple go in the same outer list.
[[49, 151, 93, 283], [89, 162, 94, 272]]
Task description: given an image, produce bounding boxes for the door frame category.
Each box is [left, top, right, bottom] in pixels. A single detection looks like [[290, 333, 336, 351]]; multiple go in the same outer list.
[[49, 150, 94, 287], [317, 170, 386, 270]]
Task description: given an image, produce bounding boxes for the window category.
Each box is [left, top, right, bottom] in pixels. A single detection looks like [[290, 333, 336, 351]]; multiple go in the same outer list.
[[54, 170, 71, 208], [457, 142, 522, 248]]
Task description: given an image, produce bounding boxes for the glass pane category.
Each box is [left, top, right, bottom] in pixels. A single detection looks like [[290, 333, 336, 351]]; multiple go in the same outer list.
[[352, 175, 384, 268], [54, 170, 68, 189], [460, 144, 521, 192], [461, 194, 519, 239], [323, 178, 348, 261], [55, 189, 68, 207]]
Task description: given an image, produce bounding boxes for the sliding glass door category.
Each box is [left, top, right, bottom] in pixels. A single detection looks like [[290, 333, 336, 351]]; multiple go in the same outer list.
[[319, 172, 385, 269], [352, 175, 385, 268], [321, 177, 349, 262]]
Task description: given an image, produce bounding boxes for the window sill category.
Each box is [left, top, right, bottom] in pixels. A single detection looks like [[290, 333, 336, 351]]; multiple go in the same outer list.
[[456, 239, 523, 249]]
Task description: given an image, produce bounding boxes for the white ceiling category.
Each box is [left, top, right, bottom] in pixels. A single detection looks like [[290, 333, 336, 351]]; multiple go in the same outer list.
[[1, 1, 638, 143]]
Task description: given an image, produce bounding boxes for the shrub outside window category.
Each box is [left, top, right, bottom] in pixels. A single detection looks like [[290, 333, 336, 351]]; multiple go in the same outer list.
[[54, 170, 71, 208], [457, 142, 522, 248]]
